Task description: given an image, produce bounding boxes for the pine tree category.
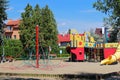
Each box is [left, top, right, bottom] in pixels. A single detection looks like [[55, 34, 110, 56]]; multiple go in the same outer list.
[[19, 4, 34, 54], [0, 0, 8, 44], [41, 5, 58, 53]]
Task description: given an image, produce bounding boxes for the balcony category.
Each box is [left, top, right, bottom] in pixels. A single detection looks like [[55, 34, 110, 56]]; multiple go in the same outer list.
[[5, 29, 13, 33]]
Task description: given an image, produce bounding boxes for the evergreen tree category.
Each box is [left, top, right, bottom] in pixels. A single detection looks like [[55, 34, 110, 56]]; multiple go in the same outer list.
[[19, 4, 34, 54], [20, 4, 58, 55], [41, 5, 58, 53], [32, 4, 41, 26], [0, 0, 8, 44]]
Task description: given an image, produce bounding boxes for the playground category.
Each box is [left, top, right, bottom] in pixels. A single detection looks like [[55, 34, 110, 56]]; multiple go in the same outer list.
[[0, 60, 120, 80], [0, 26, 120, 80]]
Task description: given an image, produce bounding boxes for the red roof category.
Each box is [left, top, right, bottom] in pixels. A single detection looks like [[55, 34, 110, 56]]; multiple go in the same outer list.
[[79, 34, 84, 36], [58, 34, 70, 43], [95, 28, 102, 37], [6, 20, 20, 26]]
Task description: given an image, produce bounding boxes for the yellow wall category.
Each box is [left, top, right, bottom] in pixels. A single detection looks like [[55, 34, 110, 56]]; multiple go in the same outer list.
[[70, 34, 85, 47]]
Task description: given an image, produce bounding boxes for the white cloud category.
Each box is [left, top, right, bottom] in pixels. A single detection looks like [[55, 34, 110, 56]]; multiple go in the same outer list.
[[57, 22, 67, 27], [57, 20, 103, 33], [7, 7, 14, 11], [17, 10, 25, 13], [61, 22, 67, 26], [79, 9, 98, 13]]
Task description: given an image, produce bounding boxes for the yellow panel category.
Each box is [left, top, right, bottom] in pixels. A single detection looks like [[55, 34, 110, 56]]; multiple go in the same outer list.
[[104, 43, 118, 48], [70, 34, 85, 47]]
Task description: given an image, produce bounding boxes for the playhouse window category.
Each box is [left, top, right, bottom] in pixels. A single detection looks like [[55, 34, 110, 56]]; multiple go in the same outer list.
[[79, 51, 82, 55]]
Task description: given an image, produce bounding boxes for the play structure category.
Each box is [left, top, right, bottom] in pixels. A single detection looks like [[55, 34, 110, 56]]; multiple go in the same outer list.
[[101, 43, 120, 65], [67, 29, 120, 65]]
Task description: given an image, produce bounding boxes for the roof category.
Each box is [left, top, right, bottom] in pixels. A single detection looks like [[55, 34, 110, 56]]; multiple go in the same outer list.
[[95, 28, 102, 37], [79, 34, 84, 36], [6, 20, 20, 26], [58, 34, 70, 43]]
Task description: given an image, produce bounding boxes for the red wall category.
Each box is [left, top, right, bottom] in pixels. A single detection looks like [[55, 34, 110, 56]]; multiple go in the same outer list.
[[71, 48, 84, 60], [104, 48, 116, 59]]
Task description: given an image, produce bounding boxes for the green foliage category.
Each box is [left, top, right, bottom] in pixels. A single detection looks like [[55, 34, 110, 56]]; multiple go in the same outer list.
[[20, 4, 59, 55], [40, 5, 58, 53], [93, 0, 120, 42], [57, 53, 70, 57], [0, 0, 8, 22], [20, 4, 36, 55], [108, 26, 119, 42], [0, 39, 24, 58], [57, 48, 70, 57], [0, 0, 8, 44]]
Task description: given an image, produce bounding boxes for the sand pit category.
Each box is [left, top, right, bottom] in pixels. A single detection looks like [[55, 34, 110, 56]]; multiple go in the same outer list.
[[0, 60, 120, 80], [0, 60, 120, 75]]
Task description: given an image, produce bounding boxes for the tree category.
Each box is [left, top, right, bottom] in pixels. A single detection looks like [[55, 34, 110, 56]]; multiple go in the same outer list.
[[20, 4, 58, 56], [0, 0, 8, 44], [93, 0, 120, 42], [19, 4, 34, 55], [41, 5, 58, 53]]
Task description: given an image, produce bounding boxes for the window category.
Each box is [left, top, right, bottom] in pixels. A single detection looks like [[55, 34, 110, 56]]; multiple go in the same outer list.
[[14, 35, 16, 39], [60, 42, 69, 46], [7, 26, 12, 31], [6, 35, 11, 39]]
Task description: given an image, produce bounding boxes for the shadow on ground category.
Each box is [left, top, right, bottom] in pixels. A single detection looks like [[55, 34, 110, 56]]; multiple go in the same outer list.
[[0, 71, 120, 80], [0, 77, 40, 80], [60, 72, 120, 80]]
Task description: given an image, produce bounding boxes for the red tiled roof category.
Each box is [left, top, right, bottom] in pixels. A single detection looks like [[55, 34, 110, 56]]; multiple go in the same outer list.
[[58, 34, 70, 43], [6, 20, 20, 26]]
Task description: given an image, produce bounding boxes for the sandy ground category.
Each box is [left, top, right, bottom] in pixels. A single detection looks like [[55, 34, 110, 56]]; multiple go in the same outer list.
[[0, 60, 120, 75], [0, 60, 120, 80]]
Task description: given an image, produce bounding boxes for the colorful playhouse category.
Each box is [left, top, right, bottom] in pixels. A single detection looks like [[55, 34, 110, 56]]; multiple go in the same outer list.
[[65, 30, 119, 64]]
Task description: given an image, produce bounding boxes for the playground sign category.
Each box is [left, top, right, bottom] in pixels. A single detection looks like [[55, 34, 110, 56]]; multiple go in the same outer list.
[[60, 50, 62, 54]]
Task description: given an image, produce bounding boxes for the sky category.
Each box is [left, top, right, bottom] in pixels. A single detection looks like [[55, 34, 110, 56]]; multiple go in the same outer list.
[[6, 0, 107, 33]]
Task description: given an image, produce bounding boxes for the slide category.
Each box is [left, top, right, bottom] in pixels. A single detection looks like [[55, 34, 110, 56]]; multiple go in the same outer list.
[[101, 43, 120, 65]]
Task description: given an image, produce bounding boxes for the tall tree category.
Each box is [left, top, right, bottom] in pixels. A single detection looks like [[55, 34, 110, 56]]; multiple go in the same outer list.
[[93, 0, 120, 42], [20, 4, 58, 55], [41, 5, 58, 53], [32, 4, 41, 26], [19, 4, 34, 54], [0, 0, 8, 44]]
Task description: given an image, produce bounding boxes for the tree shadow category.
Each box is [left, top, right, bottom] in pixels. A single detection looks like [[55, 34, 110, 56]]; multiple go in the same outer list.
[[0, 77, 41, 80], [60, 72, 120, 80]]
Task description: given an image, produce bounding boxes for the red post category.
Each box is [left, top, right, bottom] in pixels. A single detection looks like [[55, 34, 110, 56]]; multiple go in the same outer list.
[[36, 25, 39, 68]]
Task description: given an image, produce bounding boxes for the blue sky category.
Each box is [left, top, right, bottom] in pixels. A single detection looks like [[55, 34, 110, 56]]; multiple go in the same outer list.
[[6, 0, 107, 33]]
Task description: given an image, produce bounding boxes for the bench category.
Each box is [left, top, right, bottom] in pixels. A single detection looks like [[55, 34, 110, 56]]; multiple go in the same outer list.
[[48, 54, 57, 58]]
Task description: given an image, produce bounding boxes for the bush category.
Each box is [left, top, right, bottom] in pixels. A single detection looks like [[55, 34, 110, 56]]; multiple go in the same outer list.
[[0, 39, 25, 59], [57, 47, 70, 57], [57, 53, 70, 57]]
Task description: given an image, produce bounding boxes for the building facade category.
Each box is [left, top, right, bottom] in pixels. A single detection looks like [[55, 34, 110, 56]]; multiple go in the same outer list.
[[5, 20, 20, 39]]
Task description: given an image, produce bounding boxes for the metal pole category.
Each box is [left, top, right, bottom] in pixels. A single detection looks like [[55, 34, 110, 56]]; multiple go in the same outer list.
[[36, 25, 39, 68]]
